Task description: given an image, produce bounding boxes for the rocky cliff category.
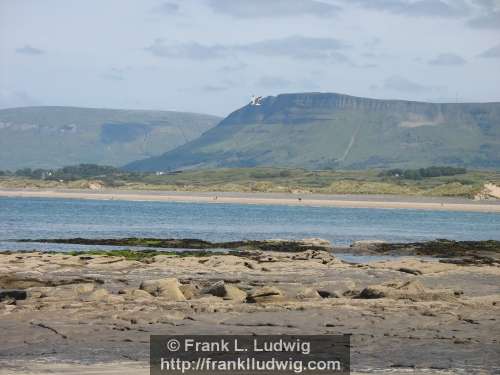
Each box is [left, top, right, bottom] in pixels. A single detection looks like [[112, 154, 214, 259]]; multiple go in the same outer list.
[[125, 93, 500, 171]]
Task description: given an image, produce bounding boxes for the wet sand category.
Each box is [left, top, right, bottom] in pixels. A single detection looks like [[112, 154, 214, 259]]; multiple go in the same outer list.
[[1, 188, 499, 212]]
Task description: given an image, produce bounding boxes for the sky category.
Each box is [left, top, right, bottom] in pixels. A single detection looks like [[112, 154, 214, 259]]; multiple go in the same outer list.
[[1, 0, 499, 116]]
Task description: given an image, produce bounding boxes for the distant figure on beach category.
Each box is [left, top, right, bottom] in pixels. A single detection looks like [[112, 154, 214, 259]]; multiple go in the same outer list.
[[298, 197, 302, 202], [214, 196, 218, 201]]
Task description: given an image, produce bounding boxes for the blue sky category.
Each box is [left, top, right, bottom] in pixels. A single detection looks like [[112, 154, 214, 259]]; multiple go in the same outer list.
[[1, 0, 499, 116]]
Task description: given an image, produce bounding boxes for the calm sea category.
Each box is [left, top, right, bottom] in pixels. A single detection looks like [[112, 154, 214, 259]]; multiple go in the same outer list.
[[0, 197, 499, 252]]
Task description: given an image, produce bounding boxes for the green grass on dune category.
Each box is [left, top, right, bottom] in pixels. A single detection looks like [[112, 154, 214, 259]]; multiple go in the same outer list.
[[1, 167, 499, 198], [122, 167, 498, 198]]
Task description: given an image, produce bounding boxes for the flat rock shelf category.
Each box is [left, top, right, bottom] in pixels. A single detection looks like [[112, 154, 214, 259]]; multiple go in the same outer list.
[[0, 248, 499, 374]]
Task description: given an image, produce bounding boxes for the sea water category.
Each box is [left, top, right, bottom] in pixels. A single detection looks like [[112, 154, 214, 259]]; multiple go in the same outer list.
[[0, 197, 499, 252]]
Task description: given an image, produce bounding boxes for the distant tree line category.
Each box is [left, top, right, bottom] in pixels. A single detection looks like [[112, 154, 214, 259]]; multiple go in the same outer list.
[[50, 164, 121, 180], [0, 164, 469, 182], [0, 164, 126, 181], [379, 166, 467, 180]]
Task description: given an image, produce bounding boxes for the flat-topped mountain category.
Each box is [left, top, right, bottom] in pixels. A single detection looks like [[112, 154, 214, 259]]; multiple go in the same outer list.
[[125, 93, 500, 171], [0, 106, 220, 170]]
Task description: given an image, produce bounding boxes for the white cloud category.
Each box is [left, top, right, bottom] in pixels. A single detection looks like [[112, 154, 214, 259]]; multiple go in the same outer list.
[[342, 0, 470, 18], [0, 90, 41, 109], [478, 43, 500, 58], [145, 36, 349, 62], [16, 45, 44, 55], [428, 53, 466, 66], [383, 76, 436, 93], [206, 0, 340, 18]]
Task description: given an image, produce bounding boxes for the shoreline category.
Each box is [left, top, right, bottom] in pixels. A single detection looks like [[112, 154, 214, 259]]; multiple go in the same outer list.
[[1, 188, 499, 212]]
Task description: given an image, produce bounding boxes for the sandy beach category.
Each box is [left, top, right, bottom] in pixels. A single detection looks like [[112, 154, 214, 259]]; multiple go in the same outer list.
[[1, 188, 499, 213]]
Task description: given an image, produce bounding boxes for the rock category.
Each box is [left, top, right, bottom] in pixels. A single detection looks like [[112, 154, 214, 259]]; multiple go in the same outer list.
[[201, 281, 226, 297], [316, 281, 356, 297], [358, 287, 385, 299], [196, 295, 223, 304], [140, 278, 186, 301], [355, 239, 500, 263], [244, 262, 255, 269], [73, 283, 95, 294], [87, 288, 110, 302], [370, 259, 457, 275], [119, 288, 154, 302], [291, 250, 337, 263], [232, 238, 333, 252], [0, 274, 48, 289], [246, 286, 284, 303], [440, 256, 498, 266], [19, 237, 333, 252], [179, 284, 198, 300], [0, 289, 28, 302], [200, 281, 247, 302], [317, 290, 339, 298], [224, 285, 247, 302], [343, 289, 361, 297], [27, 290, 44, 299], [296, 288, 321, 299], [130, 289, 154, 300], [30, 286, 77, 299], [130, 318, 148, 325], [351, 240, 387, 253], [0, 274, 104, 289], [107, 295, 125, 304], [398, 267, 423, 275], [357, 280, 459, 302]]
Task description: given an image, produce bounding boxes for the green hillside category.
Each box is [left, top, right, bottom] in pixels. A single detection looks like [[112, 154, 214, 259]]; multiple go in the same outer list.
[[125, 93, 500, 171], [0, 106, 220, 169]]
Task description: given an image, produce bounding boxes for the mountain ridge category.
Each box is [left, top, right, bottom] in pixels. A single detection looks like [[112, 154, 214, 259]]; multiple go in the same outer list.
[[125, 92, 500, 171], [0, 106, 220, 170], [3, 105, 219, 117]]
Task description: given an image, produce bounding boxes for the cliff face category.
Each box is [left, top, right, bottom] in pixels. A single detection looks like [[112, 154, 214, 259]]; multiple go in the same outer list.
[[125, 93, 500, 171], [221, 93, 500, 125]]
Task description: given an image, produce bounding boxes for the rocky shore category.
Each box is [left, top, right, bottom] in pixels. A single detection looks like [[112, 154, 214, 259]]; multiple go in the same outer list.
[[16, 237, 333, 252], [1, 246, 499, 374], [16, 237, 500, 263], [349, 239, 500, 266]]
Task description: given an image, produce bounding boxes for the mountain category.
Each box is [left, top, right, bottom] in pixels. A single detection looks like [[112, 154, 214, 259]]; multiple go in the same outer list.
[[125, 93, 500, 171], [0, 106, 220, 170]]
